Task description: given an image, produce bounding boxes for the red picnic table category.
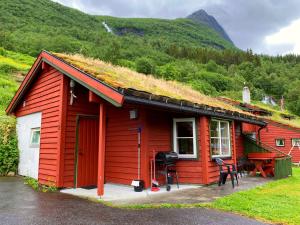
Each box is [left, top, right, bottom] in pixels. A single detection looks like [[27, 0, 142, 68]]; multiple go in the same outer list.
[[247, 152, 277, 178]]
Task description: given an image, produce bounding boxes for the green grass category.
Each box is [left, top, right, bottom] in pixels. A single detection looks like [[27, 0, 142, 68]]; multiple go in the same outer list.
[[209, 167, 300, 225], [99, 168, 300, 225], [24, 177, 57, 192], [0, 48, 34, 115], [251, 101, 300, 127]]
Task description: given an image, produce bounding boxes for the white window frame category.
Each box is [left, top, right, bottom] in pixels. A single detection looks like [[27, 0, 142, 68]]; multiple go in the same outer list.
[[30, 127, 41, 148], [275, 139, 285, 147], [210, 119, 231, 158], [173, 118, 197, 159], [292, 138, 300, 147]]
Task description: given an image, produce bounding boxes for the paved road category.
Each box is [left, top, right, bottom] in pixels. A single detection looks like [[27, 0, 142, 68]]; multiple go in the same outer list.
[[0, 177, 269, 225]]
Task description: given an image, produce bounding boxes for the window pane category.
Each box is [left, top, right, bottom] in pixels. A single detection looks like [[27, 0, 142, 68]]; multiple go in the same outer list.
[[210, 120, 219, 137], [221, 138, 230, 156], [292, 139, 300, 146], [211, 138, 220, 156], [220, 122, 229, 138], [176, 121, 193, 137], [276, 139, 284, 146], [31, 130, 40, 144], [177, 138, 194, 155]]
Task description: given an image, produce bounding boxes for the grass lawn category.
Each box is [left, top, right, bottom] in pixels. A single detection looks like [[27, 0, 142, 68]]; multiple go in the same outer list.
[[209, 167, 300, 225]]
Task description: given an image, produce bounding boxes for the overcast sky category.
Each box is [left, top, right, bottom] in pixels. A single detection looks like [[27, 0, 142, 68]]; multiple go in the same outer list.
[[52, 0, 300, 55]]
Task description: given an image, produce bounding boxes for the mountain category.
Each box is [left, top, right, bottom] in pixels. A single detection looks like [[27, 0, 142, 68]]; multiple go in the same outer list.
[[187, 9, 234, 44], [2, 0, 300, 117], [0, 0, 234, 59]]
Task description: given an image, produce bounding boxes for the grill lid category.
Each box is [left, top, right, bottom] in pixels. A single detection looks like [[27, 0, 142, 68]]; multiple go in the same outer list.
[[155, 151, 178, 164]]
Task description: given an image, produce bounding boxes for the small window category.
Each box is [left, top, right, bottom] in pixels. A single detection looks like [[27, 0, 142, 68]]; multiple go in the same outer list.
[[292, 138, 300, 147], [210, 119, 231, 158], [275, 139, 285, 147], [173, 118, 197, 159], [30, 128, 40, 147]]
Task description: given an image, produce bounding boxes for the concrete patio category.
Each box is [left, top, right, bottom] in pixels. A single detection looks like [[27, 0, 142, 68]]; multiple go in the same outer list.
[[61, 183, 200, 202], [61, 175, 272, 205]]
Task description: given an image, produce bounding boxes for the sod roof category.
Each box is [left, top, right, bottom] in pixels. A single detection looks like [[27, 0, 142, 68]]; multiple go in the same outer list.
[[53, 53, 258, 118], [218, 97, 300, 129]]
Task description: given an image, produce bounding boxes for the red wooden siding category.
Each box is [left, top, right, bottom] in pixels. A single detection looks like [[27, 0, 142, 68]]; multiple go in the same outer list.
[[15, 67, 64, 186], [146, 111, 171, 187], [259, 122, 300, 162], [146, 112, 203, 186], [235, 122, 245, 159], [242, 123, 257, 133], [104, 105, 143, 185], [62, 81, 99, 187], [199, 116, 209, 184]]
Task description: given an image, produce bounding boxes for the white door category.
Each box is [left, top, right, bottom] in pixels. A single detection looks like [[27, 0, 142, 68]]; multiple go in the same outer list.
[[16, 112, 42, 179]]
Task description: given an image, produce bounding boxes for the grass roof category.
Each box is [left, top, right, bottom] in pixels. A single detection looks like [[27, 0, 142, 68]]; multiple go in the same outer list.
[[53, 53, 254, 117], [252, 101, 300, 129], [219, 96, 300, 129]]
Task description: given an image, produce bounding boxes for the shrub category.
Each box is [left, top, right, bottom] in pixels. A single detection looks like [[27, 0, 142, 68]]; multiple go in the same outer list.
[[206, 59, 218, 72], [0, 47, 7, 56], [0, 117, 18, 176], [135, 57, 155, 74]]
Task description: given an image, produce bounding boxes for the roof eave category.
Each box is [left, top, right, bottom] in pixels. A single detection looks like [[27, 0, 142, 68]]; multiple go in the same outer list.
[[124, 95, 266, 126], [6, 51, 125, 114]]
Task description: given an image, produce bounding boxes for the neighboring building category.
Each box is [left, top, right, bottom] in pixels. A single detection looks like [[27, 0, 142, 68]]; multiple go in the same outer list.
[[219, 97, 300, 163], [262, 96, 277, 106], [6, 51, 265, 196]]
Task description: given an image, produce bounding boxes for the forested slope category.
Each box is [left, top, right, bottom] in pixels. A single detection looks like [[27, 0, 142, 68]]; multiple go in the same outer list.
[[0, 0, 300, 115]]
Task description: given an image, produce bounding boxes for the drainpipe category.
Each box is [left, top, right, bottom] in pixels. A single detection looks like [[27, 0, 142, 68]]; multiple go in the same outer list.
[[257, 123, 267, 144]]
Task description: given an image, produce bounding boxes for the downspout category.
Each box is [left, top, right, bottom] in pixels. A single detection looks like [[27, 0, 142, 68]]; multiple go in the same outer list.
[[257, 123, 267, 144]]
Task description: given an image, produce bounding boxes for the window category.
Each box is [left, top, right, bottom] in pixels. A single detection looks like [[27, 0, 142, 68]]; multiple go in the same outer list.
[[173, 118, 197, 158], [292, 138, 300, 147], [210, 120, 231, 158], [275, 139, 285, 147], [30, 128, 40, 147]]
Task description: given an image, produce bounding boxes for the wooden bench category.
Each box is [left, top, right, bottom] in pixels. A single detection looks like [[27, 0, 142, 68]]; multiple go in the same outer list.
[[248, 152, 277, 177]]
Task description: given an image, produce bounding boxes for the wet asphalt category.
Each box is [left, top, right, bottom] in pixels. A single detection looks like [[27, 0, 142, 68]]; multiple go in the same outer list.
[[0, 177, 269, 225]]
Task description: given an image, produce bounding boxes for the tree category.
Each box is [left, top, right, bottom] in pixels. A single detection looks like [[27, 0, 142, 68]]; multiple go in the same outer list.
[[285, 81, 300, 115], [206, 60, 218, 72], [135, 57, 155, 74]]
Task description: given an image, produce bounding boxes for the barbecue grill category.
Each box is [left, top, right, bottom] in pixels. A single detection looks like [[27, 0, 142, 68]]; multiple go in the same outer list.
[[156, 151, 178, 165], [155, 151, 179, 191]]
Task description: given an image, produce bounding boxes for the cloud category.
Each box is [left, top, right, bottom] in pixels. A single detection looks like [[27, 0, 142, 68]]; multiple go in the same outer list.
[[52, 0, 300, 55], [52, 0, 202, 17], [265, 18, 300, 55], [203, 0, 300, 54]]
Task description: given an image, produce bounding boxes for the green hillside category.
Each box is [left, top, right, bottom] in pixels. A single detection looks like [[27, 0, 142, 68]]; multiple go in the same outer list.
[[0, 49, 34, 175], [0, 48, 34, 116], [0, 0, 234, 58], [0, 0, 300, 119]]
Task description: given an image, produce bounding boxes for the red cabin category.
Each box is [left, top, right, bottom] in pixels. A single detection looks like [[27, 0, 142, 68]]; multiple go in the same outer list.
[[218, 97, 300, 163], [241, 120, 300, 163], [7, 51, 266, 196]]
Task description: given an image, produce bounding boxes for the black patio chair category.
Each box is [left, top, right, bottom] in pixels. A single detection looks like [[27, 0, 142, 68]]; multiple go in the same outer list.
[[215, 158, 238, 188], [237, 157, 248, 177]]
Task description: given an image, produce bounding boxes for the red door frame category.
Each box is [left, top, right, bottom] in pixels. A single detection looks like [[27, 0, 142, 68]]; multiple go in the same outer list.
[[74, 114, 99, 188]]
